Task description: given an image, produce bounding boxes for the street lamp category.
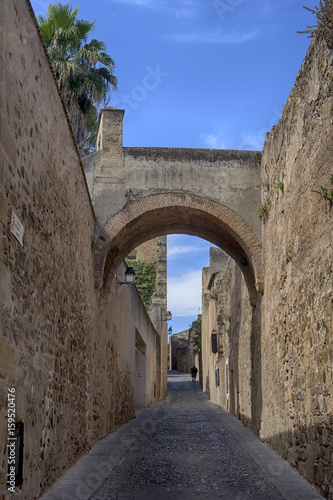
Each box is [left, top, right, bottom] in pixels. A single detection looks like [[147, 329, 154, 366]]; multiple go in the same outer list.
[[116, 267, 135, 289], [164, 311, 172, 321], [124, 267, 135, 284]]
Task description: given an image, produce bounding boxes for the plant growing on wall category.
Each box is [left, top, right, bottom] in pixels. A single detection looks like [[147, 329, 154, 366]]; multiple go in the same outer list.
[[37, 3, 118, 154], [297, 1, 333, 48], [190, 317, 202, 356], [312, 174, 333, 204], [256, 197, 271, 221], [125, 259, 157, 311], [277, 181, 284, 193]]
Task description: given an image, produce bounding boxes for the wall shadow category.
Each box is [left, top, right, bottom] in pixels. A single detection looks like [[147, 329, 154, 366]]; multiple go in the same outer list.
[[251, 291, 263, 435]]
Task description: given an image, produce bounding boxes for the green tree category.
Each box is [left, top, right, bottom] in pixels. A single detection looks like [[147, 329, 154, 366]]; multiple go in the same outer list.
[[190, 317, 202, 355], [125, 259, 157, 312], [82, 111, 98, 156], [37, 3, 117, 153]]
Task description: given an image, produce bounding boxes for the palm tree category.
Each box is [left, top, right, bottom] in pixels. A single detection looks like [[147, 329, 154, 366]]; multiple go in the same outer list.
[[37, 3, 117, 154]]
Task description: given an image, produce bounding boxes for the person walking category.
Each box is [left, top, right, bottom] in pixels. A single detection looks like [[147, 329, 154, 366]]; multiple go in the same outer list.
[[191, 365, 198, 382]]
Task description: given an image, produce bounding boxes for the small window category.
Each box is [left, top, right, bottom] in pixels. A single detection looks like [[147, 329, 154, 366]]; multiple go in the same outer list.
[[211, 332, 217, 354], [215, 366, 220, 387]]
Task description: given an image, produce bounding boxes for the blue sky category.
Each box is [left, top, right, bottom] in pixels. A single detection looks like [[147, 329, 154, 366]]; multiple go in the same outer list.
[[31, 0, 313, 333]]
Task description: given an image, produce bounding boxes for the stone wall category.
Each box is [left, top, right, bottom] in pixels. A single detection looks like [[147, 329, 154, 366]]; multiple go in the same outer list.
[[170, 330, 196, 374], [87, 105, 263, 306], [2, 0, 332, 498], [89, 108, 262, 236], [149, 237, 168, 400], [127, 238, 159, 261], [260, 39, 333, 498], [126, 235, 168, 401], [0, 1, 157, 498], [201, 250, 254, 426], [201, 39, 332, 497]]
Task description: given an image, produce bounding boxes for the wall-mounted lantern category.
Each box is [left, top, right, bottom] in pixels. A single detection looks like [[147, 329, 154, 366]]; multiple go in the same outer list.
[[116, 267, 135, 289], [124, 267, 135, 284], [164, 311, 172, 321], [168, 326, 173, 336]]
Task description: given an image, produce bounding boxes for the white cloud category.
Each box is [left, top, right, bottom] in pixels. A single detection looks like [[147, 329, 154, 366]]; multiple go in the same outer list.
[[200, 132, 228, 150], [168, 244, 207, 258], [109, 0, 203, 19], [111, 0, 163, 6], [167, 269, 202, 317], [169, 30, 257, 44], [241, 131, 266, 150], [240, 107, 282, 150]]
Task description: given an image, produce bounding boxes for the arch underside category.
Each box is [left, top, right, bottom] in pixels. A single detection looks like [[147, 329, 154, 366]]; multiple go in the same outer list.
[[93, 193, 263, 306]]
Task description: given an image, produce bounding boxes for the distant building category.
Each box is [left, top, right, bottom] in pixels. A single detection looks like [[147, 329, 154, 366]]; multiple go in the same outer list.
[[170, 320, 200, 374]]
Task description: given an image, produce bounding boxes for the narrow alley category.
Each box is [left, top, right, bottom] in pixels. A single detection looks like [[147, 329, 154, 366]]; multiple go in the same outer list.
[[41, 372, 322, 500]]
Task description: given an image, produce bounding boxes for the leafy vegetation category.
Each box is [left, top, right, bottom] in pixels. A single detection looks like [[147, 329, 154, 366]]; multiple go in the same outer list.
[[190, 317, 202, 356], [297, 1, 333, 48], [37, 3, 117, 153], [83, 111, 98, 155], [125, 259, 157, 311], [256, 197, 271, 221], [277, 181, 284, 193], [312, 174, 333, 203]]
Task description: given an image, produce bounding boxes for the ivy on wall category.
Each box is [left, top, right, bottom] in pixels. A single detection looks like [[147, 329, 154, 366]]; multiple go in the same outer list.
[[125, 259, 157, 311], [190, 317, 202, 356]]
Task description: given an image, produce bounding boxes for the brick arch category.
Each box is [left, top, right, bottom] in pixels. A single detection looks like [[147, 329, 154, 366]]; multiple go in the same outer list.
[[93, 193, 264, 305]]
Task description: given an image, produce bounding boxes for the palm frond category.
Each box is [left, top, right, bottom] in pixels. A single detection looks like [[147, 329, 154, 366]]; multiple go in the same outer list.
[[37, 2, 117, 152]]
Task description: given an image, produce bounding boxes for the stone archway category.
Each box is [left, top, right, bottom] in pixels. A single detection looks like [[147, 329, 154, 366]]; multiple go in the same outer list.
[[93, 192, 263, 306]]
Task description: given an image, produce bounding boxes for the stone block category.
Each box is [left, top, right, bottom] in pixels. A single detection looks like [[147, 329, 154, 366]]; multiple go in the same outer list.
[[0, 113, 16, 168], [0, 189, 8, 225], [313, 463, 323, 485], [0, 222, 3, 257], [0, 340, 14, 375], [0, 146, 4, 186], [0, 261, 12, 307]]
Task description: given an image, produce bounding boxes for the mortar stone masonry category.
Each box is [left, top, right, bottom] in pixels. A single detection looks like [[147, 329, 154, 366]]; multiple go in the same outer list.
[[0, 0, 332, 498]]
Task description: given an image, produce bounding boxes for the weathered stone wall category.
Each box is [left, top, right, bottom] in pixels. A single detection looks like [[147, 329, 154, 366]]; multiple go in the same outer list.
[[149, 237, 168, 400], [260, 40, 333, 498], [88, 107, 261, 236], [201, 248, 229, 400], [2, 0, 332, 498], [126, 235, 168, 401], [85, 106, 264, 306], [0, 2, 157, 498], [201, 39, 332, 497], [201, 250, 254, 426], [100, 263, 158, 417], [127, 237, 159, 261], [1, 0, 93, 495], [170, 330, 195, 373]]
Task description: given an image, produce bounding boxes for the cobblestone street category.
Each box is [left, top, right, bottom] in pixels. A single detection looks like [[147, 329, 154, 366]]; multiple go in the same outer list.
[[41, 372, 322, 500]]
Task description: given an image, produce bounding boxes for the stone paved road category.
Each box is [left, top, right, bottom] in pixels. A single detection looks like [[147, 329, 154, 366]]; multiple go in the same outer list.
[[41, 372, 323, 500]]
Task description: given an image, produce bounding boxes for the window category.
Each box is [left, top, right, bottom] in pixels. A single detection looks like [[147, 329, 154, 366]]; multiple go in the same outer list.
[[225, 359, 229, 396], [211, 332, 217, 354], [215, 366, 220, 387]]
